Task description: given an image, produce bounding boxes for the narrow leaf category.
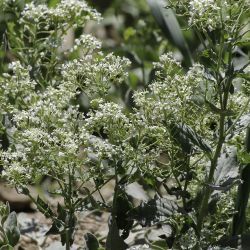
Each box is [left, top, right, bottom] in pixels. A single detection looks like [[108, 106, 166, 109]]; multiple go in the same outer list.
[[147, 0, 193, 67], [57, 203, 66, 221], [210, 147, 240, 200], [36, 196, 54, 218]]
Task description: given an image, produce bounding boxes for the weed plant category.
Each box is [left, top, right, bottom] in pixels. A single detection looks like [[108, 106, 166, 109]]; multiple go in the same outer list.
[[0, 0, 249, 249]]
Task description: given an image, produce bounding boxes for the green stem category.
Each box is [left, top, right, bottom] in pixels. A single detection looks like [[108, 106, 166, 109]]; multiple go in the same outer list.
[[65, 229, 70, 250], [195, 37, 233, 245], [65, 167, 75, 250], [112, 162, 119, 217], [65, 204, 75, 250], [196, 114, 225, 237]]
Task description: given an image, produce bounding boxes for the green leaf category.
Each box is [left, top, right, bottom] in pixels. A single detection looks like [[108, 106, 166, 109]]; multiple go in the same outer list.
[[81, 187, 100, 209], [57, 203, 67, 222], [105, 217, 128, 250], [238, 151, 250, 165], [123, 27, 136, 41], [234, 37, 250, 47], [0, 202, 10, 225], [36, 196, 54, 218], [236, 72, 250, 81], [46, 221, 61, 235], [128, 196, 180, 227], [46, 204, 76, 247], [170, 122, 212, 154], [0, 240, 4, 247], [3, 212, 20, 247], [84, 233, 99, 250], [169, 123, 192, 153], [147, 0, 193, 67], [45, 204, 67, 236], [151, 240, 168, 250], [0, 244, 14, 250]]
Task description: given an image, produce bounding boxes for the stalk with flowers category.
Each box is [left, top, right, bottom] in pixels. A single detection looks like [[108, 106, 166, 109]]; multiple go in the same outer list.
[[168, 0, 250, 243], [0, 0, 250, 249]]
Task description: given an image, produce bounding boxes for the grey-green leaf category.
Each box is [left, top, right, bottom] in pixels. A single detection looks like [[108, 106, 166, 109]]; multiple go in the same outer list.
[[3, 212, 20, 247], [211, 147, 240, 195], [128, 196, 180, 227]]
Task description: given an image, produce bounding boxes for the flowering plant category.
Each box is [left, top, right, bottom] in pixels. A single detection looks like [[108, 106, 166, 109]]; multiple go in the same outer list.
[[0, 0, 250, 249]]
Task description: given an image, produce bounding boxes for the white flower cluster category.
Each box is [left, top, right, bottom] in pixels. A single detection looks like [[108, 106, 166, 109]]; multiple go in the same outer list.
[[153, 53, 182, 77], [170, 0, 241, 31], [134, 54, 205, 124], [188, 0, 222, 30], [83, 101, 167, 173], [86, 102, 131, 142], [0, 0, 173, 201], [0, 61, 37, 114], [228, 91, 250, 115], [20, 0, 101, 29], [120, 117, 167, 174], [62, 53, 131, 97], [0, 32, 131, 187], [13, 87, 79, 128], [5, 51, 245, 188], [0, 58, 132, 188], [70, 34, 102, 54], [1, 86, 87, 186], [86, 135, 120, 161]]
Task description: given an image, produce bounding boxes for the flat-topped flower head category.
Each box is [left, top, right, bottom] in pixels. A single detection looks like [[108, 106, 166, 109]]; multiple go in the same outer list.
[[0, 61, 37, 113], [20, 0, 101, 28], [188, 0, 221, 30], [170, 0, 247, 31], [70, 34, 102, 54], [62, 53, 130, 97]]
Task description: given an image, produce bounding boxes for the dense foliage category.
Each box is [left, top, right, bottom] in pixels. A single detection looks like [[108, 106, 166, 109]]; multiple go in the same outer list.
[[0, 0, 249, 249]]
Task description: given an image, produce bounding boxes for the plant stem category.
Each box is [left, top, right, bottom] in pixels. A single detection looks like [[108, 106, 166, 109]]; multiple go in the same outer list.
[[65, 167, 75, 250], [65, 229, 70, 250], [196, 114, 225, 238], [194, 21, 234, 242]]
